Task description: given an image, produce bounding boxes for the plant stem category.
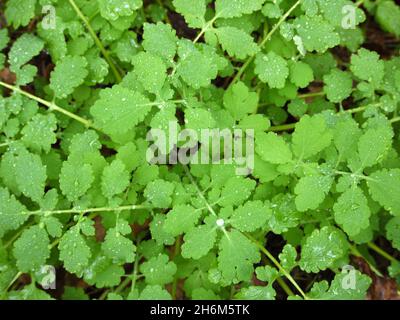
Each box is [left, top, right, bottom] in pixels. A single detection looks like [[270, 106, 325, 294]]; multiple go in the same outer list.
[[267, 103, 386, 133], [230, 0, 302, 86], [268, 123, 296, 132], [0, 142, 12, 148], [171, 236, 182, 299], [367, 242, 399, 264], [0, 81, 95, 129], [276, 276, 295, 297], [5, 271, 23, 292], [390, 116, 400, 124], [27, 204, 149, 216], [68, 0, 122, 82], [183, 165, 217, 216], [246, 233, 309, 300], [297, 91, 326, 99], [350, 245, 383, 277], [193, 14, 220, 44]]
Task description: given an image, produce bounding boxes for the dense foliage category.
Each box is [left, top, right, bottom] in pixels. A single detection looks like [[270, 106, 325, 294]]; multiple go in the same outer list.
[[1, 0, 400, 300]]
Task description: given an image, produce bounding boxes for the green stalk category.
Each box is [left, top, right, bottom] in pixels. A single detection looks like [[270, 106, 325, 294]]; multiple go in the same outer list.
[[246, 233, 309, 300], [27, 204, 149, 217], [367, 242, 399, 264], [350, 245, 383, 277], [297, 91, 326, 99], [0, 81, 95, 129], [183, 165, 217, 216], [230, 0, 302, 86], [68, 0, 123, 83], [171, 236, 182, 299]]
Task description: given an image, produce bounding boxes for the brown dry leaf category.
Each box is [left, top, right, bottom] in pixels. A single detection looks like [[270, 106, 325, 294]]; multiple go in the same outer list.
[[0, 68, 16, 84], [353, 256, 400, 300]]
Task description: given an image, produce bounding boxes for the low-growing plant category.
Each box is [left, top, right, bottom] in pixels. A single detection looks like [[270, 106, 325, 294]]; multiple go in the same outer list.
[[0, 0, 400, 300]]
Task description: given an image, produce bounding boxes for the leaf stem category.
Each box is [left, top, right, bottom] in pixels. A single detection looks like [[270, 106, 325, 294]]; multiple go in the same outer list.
[[68, 0, 122, 83], [297, 91, 326, 99], [5, 271, 23, 293], [246, 233, 309, 300], [268, 123, 296, 132], [266, 103, 386, 132], [183, 165, 217, 216], [367, 242, 399, 264], [27, 204, 149, 216], [230, 0, 302, 86], [350, 245, 383, 277], [0, 142, 12, 148], [0, 81, 95, 129], [390, 116, 400, 124], [193, 14, 221, 44], [171, 236, 182, 299], [276, 276, 295, 297]]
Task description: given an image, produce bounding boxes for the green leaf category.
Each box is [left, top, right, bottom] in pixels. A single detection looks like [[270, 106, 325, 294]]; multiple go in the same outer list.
[[142, 22, 178, 60], [215, 26, 259, 59], [0, 187, 28, 237], [144, 179, 174, 208], [254, 52, 289, 89], [295, 174, 333, 212], [132, 52, 167, 94], [139, 285, 172, 300], [59, 161, 94, 202], [289, 61, 314, 88], [367, 169, 400, 216], [295, 15, 340, 53], [299, 226, 347, 273], [13, 225, 50, 272], [215, 0, 265, 18], [59, 226, 91, 275], [350, 48, 384, 85], [255, 132, 292, 164], [101, 159, 130, 199], [91, 86, 151, 136], [235, 286, 276, 300], [150, 214, 175, 246], [292, 115, 333, 159], [140, 254, 177, 285], [43, 216, 63, 238], [230, 200, 269, 232], [333, 116, 361, 160], [21, 114, 58, 153], [172, 0, 206, 28], [98, 0, 142, 21], [181, 224, 217, 259], [223, 81, 258, 120], [357, 126, 393, 169], [334, 187, 371, 237], [15, 151, 47, 202], [386, 217, 400, 250], [102, 228, 136, 264], [9, 34, 43, 72], [176, 40, 219, 89], [185, 108, 216, 131], [163, 204, 201, 237], [279, 244, 297, 271], [50, 56, 88, 99], [218, 229, 260, 284], [5, 0, 37, 28], [376, 1, 400, 37], [323, 69, 353, 103], [312, 270, 371, 300], [219, 177, 256, 207]]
